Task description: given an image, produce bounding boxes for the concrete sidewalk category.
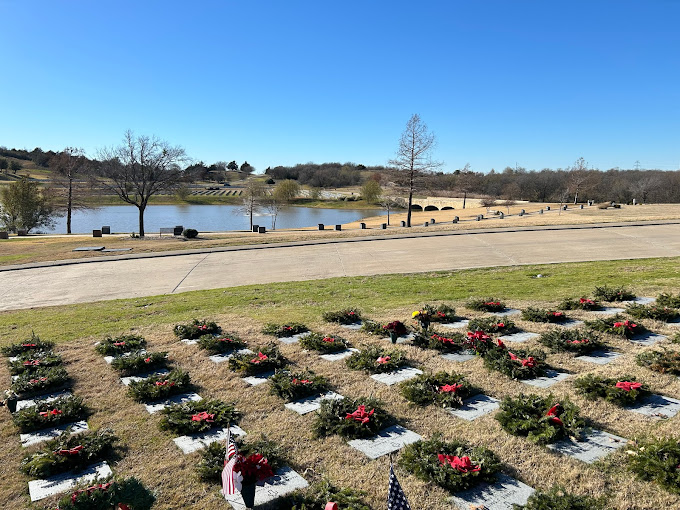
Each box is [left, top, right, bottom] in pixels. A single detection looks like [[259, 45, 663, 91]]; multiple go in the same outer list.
[[1, 221, 679, 311]]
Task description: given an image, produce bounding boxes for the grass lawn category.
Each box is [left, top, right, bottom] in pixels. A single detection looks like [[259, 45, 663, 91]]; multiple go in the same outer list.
[[1, 258, 680, 509]]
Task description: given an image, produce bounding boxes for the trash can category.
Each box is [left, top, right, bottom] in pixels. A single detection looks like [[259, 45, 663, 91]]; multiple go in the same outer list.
[[318, 224, 324, 230], [93, 229, 102, 238], [101, 226, 111, 235]]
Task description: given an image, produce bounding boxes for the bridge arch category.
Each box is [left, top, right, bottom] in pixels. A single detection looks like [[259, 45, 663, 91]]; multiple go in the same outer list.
[[411, 204, 423, 211], [424, 205, 439, 211]]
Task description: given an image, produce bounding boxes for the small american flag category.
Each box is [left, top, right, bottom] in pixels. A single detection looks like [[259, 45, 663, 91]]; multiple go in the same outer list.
[[221, 428, 239, 498], [387, 463, 411, 510]]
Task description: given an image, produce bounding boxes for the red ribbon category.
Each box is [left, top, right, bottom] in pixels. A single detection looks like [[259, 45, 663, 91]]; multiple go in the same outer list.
[[580, 298, 594, 305], [467, 331, 490, 341], [376, 356, 391, 364], [155, 381, 175, 387], [55, 445, 84, 456], [251, 352, 268, 364], [552, 311, 563, 317], [70, 483, 111, 503], [439, 383, 462, 393], [29, 377, 48, 384], [322, 337, 335, 343], [496, 338, 506, 349], [438, 454, 481, 472], [113, 341, 126, 346], [546, 404, 563, 426], [345, 405, 374, 424], [616, 381, 642, 392], [21, 343, 37, 347], [484, 302, 500, 306], [40, 409, 62, 417], [23, 359, 41, 366], [567, 338, 589, 344], [432, 334, 457, 345], [198, 325, 208, 330], [191, 411, 215, 422], [292, 378, 311, 385], [613, 320, 637, 330]]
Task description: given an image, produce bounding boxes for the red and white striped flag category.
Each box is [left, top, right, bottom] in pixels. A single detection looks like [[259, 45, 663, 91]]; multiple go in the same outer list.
[[221, 428, 239, 498]]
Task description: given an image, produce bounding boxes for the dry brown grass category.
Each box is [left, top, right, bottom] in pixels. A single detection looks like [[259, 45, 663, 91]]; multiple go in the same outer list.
[[2, 297, 680, 509]]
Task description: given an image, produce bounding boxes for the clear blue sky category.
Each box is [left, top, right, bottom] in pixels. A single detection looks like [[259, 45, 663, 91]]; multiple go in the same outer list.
[[1, 0, 678, 172]]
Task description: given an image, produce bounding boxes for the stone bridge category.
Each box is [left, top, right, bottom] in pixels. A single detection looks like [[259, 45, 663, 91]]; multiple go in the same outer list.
[[395, 196, 484, 211]]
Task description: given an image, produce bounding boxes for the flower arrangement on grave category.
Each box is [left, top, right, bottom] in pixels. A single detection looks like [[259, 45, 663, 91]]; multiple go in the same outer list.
[[400, 371, 476, 408], [95, 334, 146, 356], [53, 477, 155, 510], [158, 399, 241, 434], [465, 298, 506, 312], [312, 396, 393, 439], [1, 333, 54, 356], [110, 351, 168, 376], [467, 316, 517, 335], [262, 322, 309, 338], [495, 393, 585, 445], [197, 332, 246, 354], [574, 374, 649, 406], [345, 345, 408, 374], [482, 343, 547, 380], [269, 369, 331, 402], [558, 296, 603, 311], [636, 349, 680, 375], [298, 332, 351, 353], [412, 310, 432, 330], [282, 479, 370, 510], [197, 435, 287, 483], [13, 394, 87, 433], [411, 331, 466, 353], [383, 320, 408, 343], [584, 314, 647, 338], [521, 307, 568, 323], [515, 485, 606, 510], [625, 303, 680, 322], [463, 330, 493, 355], [656, 292, 680, 309], [20, 428, 116, 478], [593, 285, 636, 302], [8, 350, 63, 375], [358, 320, 386, 336], [227, 343, 287, 375], [419, 303, 457, 323], [173, 319, 221, 340], [537, 328, 605, 354], [626, 437, 680, 494], [10, 365, 70, 398], [399, 434, 501, 493], [126, 369, 191, 402], [322, 307, 363, 324]]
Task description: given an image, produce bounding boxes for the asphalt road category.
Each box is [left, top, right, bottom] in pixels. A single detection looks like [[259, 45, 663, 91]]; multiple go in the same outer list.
[[2, 222, 680, 311]]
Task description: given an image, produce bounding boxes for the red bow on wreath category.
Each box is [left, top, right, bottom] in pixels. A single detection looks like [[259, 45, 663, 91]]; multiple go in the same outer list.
[[40, 409, 62, 417], [23, 359, 41, 366], [251, 352, 268, 364], [56, 445, 84, 456], [546, 404, 563, 426], [437, 454, 481, 473], [345, 405, 374, 424], [191, 411, 215, 422], [615, 381, 642, 392]]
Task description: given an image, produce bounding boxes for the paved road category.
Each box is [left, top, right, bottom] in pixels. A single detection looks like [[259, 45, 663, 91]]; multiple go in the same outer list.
[[2, 222, 680, 311]]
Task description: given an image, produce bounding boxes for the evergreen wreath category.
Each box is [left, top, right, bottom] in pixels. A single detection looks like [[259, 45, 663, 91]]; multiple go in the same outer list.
[[269, 369, 331, 402], [127, 369, 191, 402], [496, 393, 585, 445], [398, 434, 501, 493], [227, 343, 287, 375], [20, 428, 117, 478], [359, 320, 386, 336], [411, 331, 466, 353], [95, 334, 146, 356], [625, 303, 680, 322], [521, 307, 568, 323], [558, 296, 602, 311], [8, 350, 63, 375], [197, 333, 246, 354], [1, 334, 54, 357], [400, 371, 476, 408], [593, 285, 635, 302], [467, 316, 517, 334], [173, 319, 221, 339], [322, 307, 363, 324], [110, 351, 168, 376], [261, 322, 308, 337], [11, 365, 70, 398], [418, 303, 457, 323], [345, 345, 408, 374], [312, 396, 393, 439], [158, 399, 241, 435], [574, 374, 649, 406], [482, 344, 547, 380], [54, 477, 155, 510], [283, 479, 370, 510], [466, 298, 506, 313], [13, 394, 87, 433], [584, 314, 647, 338], [298, 332, 351, 353], [636, 349, 680, 375], [537, 328, 604, 354], [514, 485, 606, 510], [656, 292, 680, 309], [627, 437, 680, 494]]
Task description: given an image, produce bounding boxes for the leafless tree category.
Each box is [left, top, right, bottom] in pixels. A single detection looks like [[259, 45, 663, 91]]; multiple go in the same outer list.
[[49, 147, 91, 234], [239, 180, 266, 230], [568, 157, 590, 204], [389, 114, 442, 227], [500, 199, 516, 214], [479, 197, 497, 215], [263, 195, 281, 230], [98, 130, 187, 237]]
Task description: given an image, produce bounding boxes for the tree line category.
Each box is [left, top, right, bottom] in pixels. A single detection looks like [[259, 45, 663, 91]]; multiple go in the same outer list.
[[265, 162, 392, 188]]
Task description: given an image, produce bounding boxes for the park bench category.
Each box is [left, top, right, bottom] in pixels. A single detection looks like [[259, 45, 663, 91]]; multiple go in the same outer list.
[[160, 226, 184, 236]]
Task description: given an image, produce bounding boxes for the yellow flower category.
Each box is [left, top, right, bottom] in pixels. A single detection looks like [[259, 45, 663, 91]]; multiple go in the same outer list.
[[412, 311, 421, 318]]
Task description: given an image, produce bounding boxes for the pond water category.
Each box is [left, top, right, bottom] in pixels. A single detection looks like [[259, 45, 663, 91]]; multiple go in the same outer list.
[[40, 204, 383, 234]]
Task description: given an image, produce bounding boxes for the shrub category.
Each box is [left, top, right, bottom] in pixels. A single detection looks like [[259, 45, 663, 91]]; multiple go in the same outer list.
[[54, 477, 155, 510], [496, 394, 585, 445], [158, 399, 241, 435], [8, 350, 62, 375], [627, 437, 680, 494], [656, 292, 680, 309], [625, 303, 680, 322], [574, 374, 649, 406], [345, 345, 408, 374], [558, 297, 602, 311], [11, 365, 69, 397], [110, 351, 168, 376], [467, 316, 517, 334], [298, 332, 350, 353], [322, 308, 362, 324], [282, 479, 370, 510], [312, 396, 393, 439], [13, 395, 87, 433], [399, 434, 501, 493], [227, 344, 286, 375], [537, 328, 604, 354], [95, 334, 146, 356], [1, 333, 54, 356], [593, 285, 635, 302], [269, 369, 330, 402], [521, 307, 568, 323], [183, 228, 198, 238], [400, 371, 476, 408], [483, 344, 547, 380], [585, 314, 647, 338], [262, 322, 308, 337], [173, 319, 220, 339], [359, 320, 385, 336], [197, 435, 287, 482], [514, 485, 606, 510], [412, 331, 466, 353], [636, 349, 680, 375], [127, 369, 191, 402], [197, 333, 246, 354], [20, 428, 116, 478], [466, 298, 506, 312]]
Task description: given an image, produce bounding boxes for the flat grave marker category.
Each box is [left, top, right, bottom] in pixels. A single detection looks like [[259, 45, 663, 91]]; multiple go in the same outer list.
[[381, 332, 415, 344], [28, 461, 112, 502], [440, 319, 470, 330], [493, 309, 521, 317], [498, 331, 539, 343], [174, 424, 247, 454], [180, 338, 199, 346], [243, 371, 275, 386], [208, 348, 254, 364], [223, 466, 308, 510], [120, 369, 170, 386], [547, 429, 626, 463], [624, 297, 656, 305], [441, 350, 476, 363], [347, 425, 422, 460], [278, 332, 311, 345], [20, 420, 89, 448], [447, 394, 500, 421], [340, 322, 363, 330], [144, 392, 203, 414], [627, 394, 680, 419], [575, 350, 621, 365], [103, 349, 145, 364], [15, 390, 71, 412], [449, 473, 535, 510], [630, 332, 667, 346], [319, 348, 359, 362], [284, 391, 344, 415], [559, 319, 585, 329], [370, 367, 423, 386], [591, 307, 625, 315], [521, 370, 570, 389]]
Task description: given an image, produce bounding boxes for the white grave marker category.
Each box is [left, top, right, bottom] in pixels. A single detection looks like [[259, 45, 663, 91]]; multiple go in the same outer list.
[[284, 392, 344, 415], [320, 348, 359, 362], [21, 420, 89, 448], [447, 394, 500, 421], [223, 467, 308, 510], [347, 425, 422, 459], [370, 367, 423, 386], [547, 429, 626, 463], [449, 473, 535, 510], [174, 424, 247, 454], [28, 461, 112, 502], [144, 393, 203, 414]]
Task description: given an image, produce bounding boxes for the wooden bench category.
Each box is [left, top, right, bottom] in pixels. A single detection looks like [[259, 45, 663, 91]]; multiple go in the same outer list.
[[160, 227, 175, 237]]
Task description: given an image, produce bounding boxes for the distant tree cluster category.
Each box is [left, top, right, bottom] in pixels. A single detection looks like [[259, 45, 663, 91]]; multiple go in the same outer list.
[[184, 160, 254, 182], [265, 162, 388, 188], [0, 147, 57, 168]]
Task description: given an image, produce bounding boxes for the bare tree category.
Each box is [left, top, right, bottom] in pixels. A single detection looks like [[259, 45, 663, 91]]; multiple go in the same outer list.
[[479, 197, 497, 215], [263, 195, 281, 230], [379, 195, 399, 226], [240, 180, 266, 230], [49, 147, 90, 234], [389, 114, 442, 227], [500, 199, 516, 214], [98, 130, 187, 237], [568, 157, 590, 204]]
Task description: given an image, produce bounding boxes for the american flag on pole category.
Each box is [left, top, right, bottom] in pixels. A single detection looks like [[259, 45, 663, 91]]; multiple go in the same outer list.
[[387, 463, 411, 510], [221, 428, 239, 498]]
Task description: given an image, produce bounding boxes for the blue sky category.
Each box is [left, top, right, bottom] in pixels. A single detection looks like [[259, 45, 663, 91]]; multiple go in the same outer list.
[[1, 1, 678, 173]]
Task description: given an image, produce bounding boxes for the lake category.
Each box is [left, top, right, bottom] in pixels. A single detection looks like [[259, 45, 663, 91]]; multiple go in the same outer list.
[[40, 204, 383, 234]]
